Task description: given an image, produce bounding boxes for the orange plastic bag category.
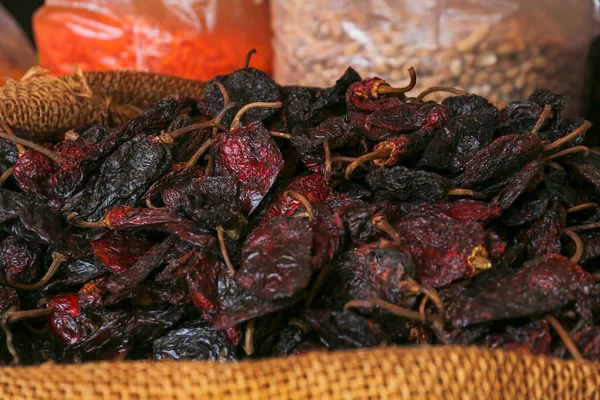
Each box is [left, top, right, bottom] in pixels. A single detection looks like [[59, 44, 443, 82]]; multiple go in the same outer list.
[[0, 4, 36, 80], [33, 0, 273, 80]]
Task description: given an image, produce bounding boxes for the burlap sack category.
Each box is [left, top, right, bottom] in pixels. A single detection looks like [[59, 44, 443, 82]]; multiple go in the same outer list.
[[0, 346, 598, 399], [0, 68, 205, 142]]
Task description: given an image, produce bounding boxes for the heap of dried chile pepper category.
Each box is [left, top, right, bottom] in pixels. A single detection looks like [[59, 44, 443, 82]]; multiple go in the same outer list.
[[1, 58, 600, 366]]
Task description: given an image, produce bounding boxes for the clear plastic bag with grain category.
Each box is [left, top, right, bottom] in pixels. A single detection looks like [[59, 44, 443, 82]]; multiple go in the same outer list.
[[271, 0, 600, 115], [0, 4, 36, 80], [33, 0, 273, 81]]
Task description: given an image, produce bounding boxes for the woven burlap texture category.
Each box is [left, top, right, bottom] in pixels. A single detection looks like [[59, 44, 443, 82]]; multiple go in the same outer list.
[[0, 68, 205, 141], [0, 346, 598, 400], [83, 70, 206, 109]]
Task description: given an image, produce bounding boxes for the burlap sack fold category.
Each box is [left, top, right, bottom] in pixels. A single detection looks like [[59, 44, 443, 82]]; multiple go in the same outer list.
[[0, 68, 205, 141], [0, 346, 598, 399]]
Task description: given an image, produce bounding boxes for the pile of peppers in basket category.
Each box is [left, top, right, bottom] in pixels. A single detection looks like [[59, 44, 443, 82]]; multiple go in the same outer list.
[[1, 54, 600, 366]]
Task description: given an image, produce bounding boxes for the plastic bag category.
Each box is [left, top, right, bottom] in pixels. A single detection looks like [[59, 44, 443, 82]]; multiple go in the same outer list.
[[272, 0, 600, 115], [33, 0, 273, 81], [0, 4, 36, 80]]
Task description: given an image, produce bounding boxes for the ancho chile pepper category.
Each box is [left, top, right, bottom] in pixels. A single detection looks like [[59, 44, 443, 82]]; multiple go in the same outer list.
[[0, 64, 599, 366]]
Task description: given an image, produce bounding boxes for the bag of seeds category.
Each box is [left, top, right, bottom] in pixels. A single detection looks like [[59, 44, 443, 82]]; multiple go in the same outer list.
[[0, 4, 35, 81], [272, 0, 600, 115]]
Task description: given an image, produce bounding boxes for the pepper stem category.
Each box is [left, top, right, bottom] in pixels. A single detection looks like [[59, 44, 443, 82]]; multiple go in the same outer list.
[[306, 263, 331, 308], [446, 188, 486, 199], [0, 131, 62, 165], [6, 307, 54, 323], [398, 280, 446, 321], [205, 155, 215, 177], [543, 120, 592, 152], [531, 105, 553, 135], [371, 216, 401, 245], [165, 121, 228, 141], [545, 314, 583, 360], [217, 225, 236, 276], [566, 203, 599, 214], [323, 140, 332, 181], [419, 296, 430, 324], [186, 138, 214, 168], [66, 212, 108, 229], [563, 229, 584, 264], [212, 101, 237, 139], [230, 101, 283, 131], [568, 221, 600, 231], [2, 304, 56, 363], [244, 48, 257, 69], [243, 319, 255, 356], [375, 67, 417, 96], [270, 131, 293, 140], [0, 166, 14, 187], [345, 296, 443, 323], [467, 245, 491, 271], [145, 198, 160, 209], [7, 253, 68, 291], [0, 120, 26, 155], [1, 306, 19, 364], [543, 146, 590, 161], [416, 86, 469, 102], [215, 81, 230, 106], [545, 161, 564, 170], [345, 147, 393, 180], [285, 190, 314, 221], [343, 299, 376, 311]]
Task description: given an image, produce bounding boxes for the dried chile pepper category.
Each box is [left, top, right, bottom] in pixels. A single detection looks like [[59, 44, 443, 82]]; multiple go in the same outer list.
[[64, 305, 186, 362], [460, 131, 542, 188], [63, 134, 172, 223], [43, 258, 108, 290], [180, 176, 244, 231], [0, 189, 75, 254], [345, 68, 416, 125], [503, 101, 544, 132], [366, 166, 448, 203], [45, 294, 88, 345], [365, 102, 453, 140], [518, 199, 566, 259], [90, 232, 156, 275], [291, 115, 365, 176], [491, 159, 544, 210], [212, 121, 284, 214], [142, 164, 205, 210], [204, 67, 281, 127], [74, 206, 215, 249], [312, 240, 414, 311], [501, 196, 550, 227], [236, 215, 313, 300], [446, 254, 593, 328], [480, 320, 551, 356], [415, 199, 501, 223], [331, 199, 400, 245], [395, 210, 491, 287], [301, 309, 385, 350], [103, 236, 178, 304], [0, 236, 44, 285], [262, 174, 331, 221], [187, 252, 303, 329], [152, 319, 238, 361], [441, 94, 499, 119], [418, 114, 496, 173], [12, 150, 57, 204]]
